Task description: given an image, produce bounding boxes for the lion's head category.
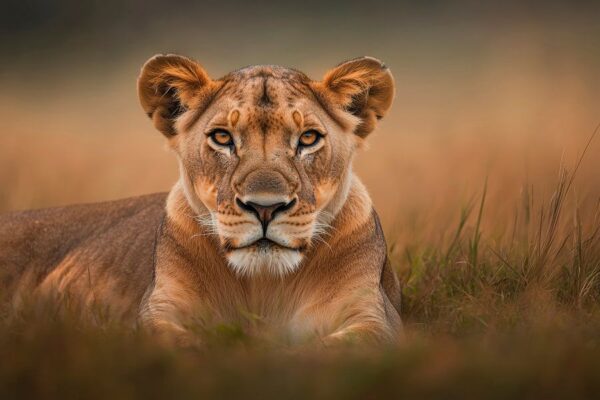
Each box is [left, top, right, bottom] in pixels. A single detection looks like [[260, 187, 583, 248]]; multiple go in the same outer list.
[[138, 55, 394, 276]]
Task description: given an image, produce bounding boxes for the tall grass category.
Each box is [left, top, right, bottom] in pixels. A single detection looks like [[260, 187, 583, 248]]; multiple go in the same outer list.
[[400, 128, 600, 335]]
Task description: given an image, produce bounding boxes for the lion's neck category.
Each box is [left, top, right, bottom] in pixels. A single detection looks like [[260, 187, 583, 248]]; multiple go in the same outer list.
[[328, 173, 374, 237], [165, 179, 208, 237], [178, 160, 209, 217], [320, 166, 355, 226]]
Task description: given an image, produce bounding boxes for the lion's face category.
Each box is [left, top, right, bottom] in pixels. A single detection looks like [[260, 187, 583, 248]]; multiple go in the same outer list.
[[178, 70, 356, 276], [138, 55, 394, 275]]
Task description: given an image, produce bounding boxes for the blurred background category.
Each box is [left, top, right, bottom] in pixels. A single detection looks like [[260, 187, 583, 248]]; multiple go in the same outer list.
[[1, 0, 599, 236]]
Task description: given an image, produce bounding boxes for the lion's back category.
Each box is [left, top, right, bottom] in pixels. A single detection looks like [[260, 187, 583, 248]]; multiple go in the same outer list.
[[0, 193, 167, 318]]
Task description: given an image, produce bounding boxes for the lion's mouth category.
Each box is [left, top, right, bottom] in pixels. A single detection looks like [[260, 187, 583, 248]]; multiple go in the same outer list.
[[229, 237, 303, 252], [255, 238, 276, 248]]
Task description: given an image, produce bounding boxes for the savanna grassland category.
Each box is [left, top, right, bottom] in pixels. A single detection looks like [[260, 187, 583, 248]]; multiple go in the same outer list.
[[1, 2, 600, 397], [1, 79, 599, 399]]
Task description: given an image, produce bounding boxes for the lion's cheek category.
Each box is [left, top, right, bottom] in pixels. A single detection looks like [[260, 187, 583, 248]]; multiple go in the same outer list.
[[194, 178, 218, 211], [314, 180, 338, 209]]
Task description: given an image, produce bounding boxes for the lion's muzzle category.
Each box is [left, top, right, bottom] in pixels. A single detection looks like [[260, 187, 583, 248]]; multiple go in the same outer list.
[[235, 197, 296, 234]]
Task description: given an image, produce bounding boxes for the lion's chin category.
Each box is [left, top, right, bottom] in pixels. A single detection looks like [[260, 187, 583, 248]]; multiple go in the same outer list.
[[226, 246, 303, 277]]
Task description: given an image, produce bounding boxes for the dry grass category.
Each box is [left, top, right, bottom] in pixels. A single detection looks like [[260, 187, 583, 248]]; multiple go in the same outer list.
[[1, 60, 600, 398]]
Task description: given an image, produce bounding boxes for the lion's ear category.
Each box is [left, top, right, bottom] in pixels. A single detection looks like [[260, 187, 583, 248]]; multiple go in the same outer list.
[[321, 57, 395, 138], [138, 54, 218, 136]]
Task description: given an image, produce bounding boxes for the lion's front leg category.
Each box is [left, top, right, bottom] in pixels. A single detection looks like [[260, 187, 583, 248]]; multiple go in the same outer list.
[[138, 274, 205, 348], [320, 287, 402, 346]]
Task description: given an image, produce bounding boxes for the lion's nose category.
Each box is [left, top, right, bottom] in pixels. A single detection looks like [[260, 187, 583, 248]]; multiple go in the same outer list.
[[236, 198, 296, 232]]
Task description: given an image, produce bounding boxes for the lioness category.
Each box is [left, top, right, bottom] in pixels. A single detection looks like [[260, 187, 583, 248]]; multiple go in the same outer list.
[[0, 55, 402, 345]]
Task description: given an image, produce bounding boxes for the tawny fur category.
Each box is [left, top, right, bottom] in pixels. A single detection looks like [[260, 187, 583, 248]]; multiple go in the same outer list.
[[0, 54, 402, 345]]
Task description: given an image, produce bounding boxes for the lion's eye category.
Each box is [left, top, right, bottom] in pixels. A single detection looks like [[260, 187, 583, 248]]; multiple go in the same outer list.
[[298, 130, 321, 147], [210, 130, 233, 146]]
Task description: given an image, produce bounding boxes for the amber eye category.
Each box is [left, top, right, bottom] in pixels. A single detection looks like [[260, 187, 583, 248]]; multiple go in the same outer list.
[[298, 130, 321, 147], [210, 130, 233, 146]]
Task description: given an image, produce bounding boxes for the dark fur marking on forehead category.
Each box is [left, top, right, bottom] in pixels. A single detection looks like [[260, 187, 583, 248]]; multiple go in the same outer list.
[[258, 77, 273, 107], [259, 112, 269, 137]]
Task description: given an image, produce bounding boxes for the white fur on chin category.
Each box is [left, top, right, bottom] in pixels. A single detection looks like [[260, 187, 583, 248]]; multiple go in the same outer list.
[[226, 247, 303, 277]]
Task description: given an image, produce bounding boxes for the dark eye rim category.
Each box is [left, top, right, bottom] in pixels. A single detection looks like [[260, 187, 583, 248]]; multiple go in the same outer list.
[[298, 130, 323, 148], [208, 129, 234, 147]]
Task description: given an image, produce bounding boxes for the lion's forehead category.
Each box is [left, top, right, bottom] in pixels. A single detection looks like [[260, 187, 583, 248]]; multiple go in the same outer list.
[[218, 66, 313, 109]]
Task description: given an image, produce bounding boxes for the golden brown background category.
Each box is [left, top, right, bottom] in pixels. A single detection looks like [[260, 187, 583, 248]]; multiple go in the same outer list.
[[1, 1, 599, 236]]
